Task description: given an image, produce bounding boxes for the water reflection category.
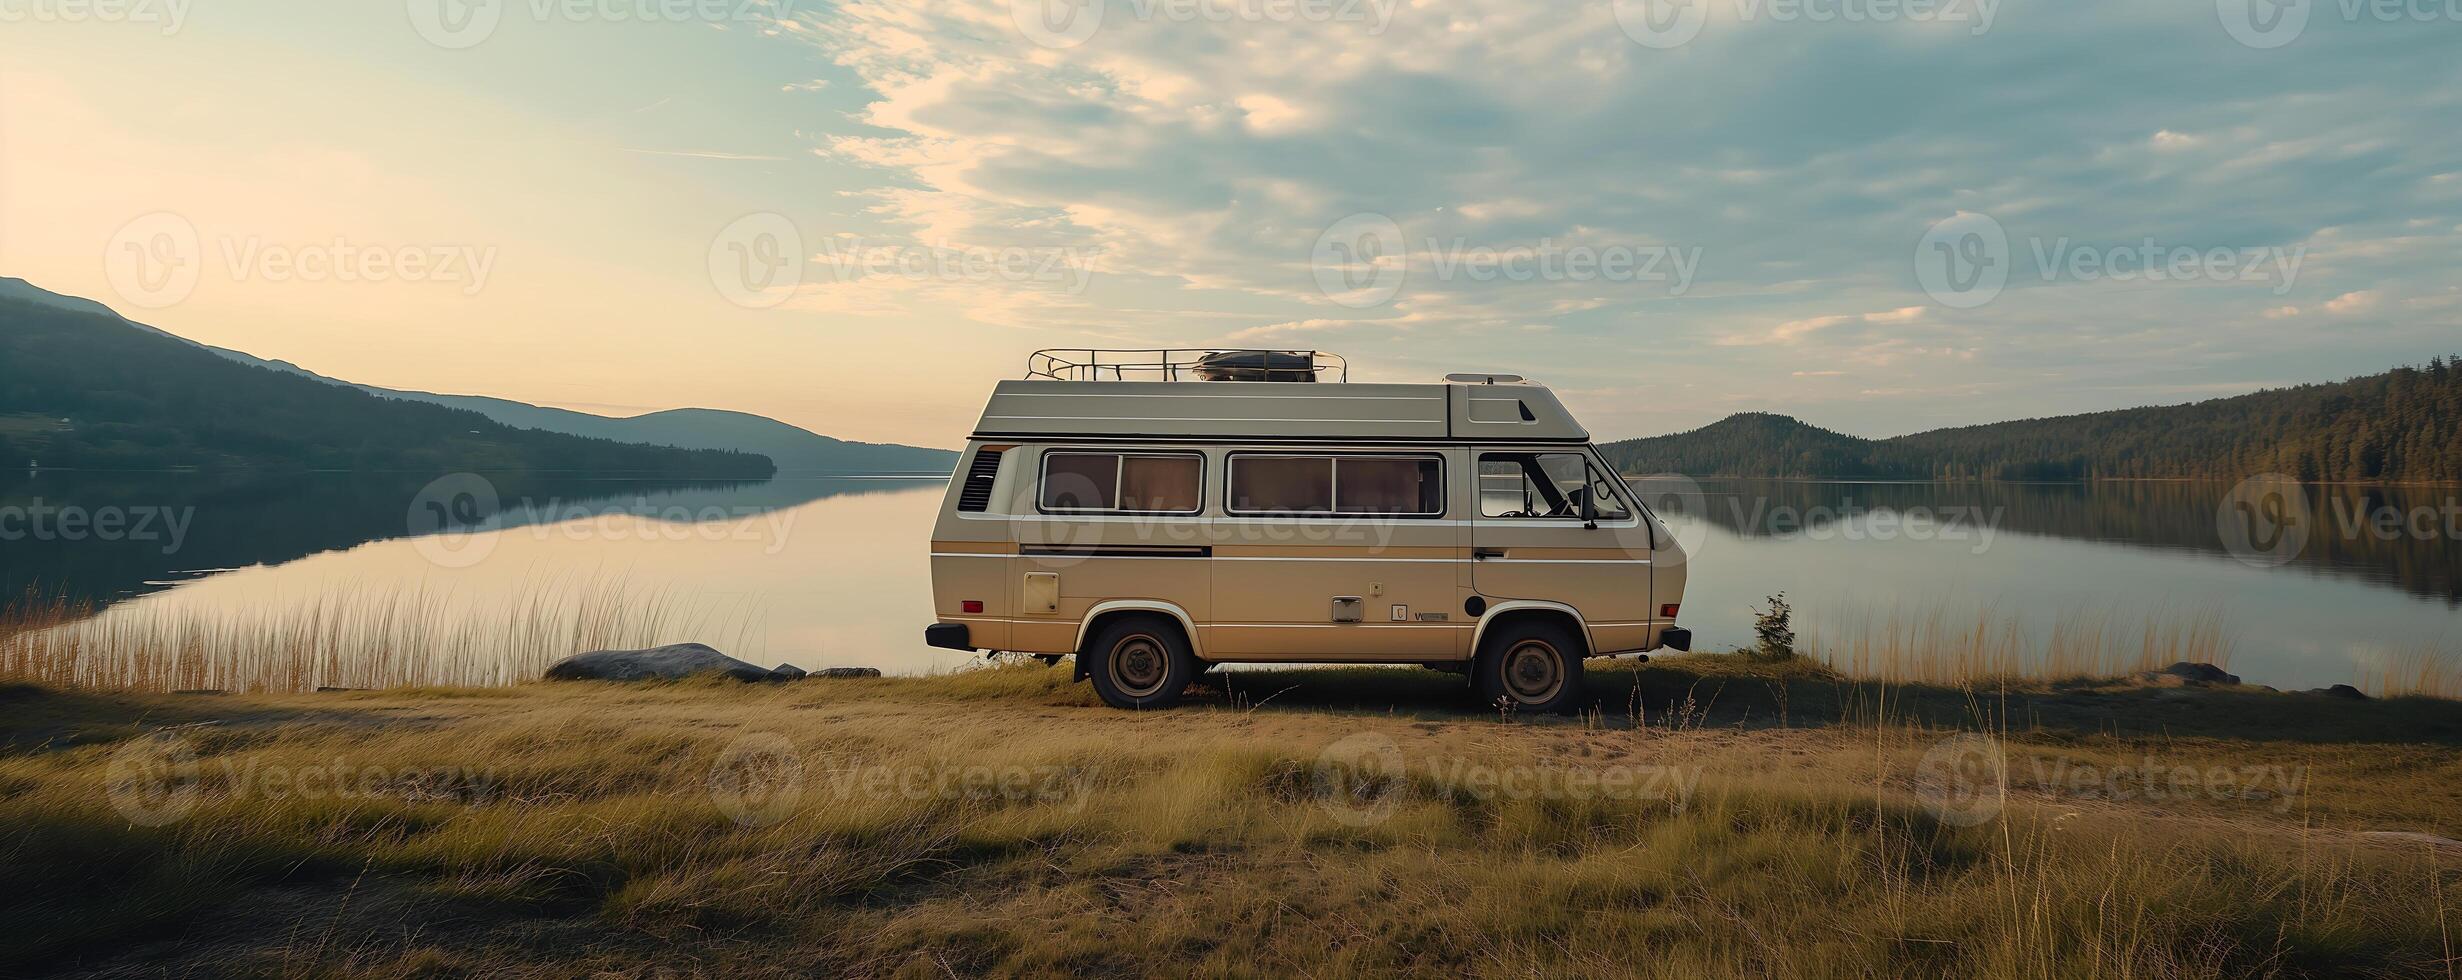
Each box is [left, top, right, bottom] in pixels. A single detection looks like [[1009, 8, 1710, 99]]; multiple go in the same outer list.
[[1638, 479, 2462, 605], [3, 473, 2454, 690]]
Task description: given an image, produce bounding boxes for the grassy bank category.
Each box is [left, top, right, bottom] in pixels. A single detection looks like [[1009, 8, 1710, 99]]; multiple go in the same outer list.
[[5, 657, 2459, 978]]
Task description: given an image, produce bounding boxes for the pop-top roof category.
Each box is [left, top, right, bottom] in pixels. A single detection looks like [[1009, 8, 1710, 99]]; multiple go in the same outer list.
[[972, 352, 1587, 443]]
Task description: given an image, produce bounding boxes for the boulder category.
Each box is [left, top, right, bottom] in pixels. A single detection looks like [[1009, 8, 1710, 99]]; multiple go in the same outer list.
[[2132, 662, 2240, 688], [544, 644, 778, 683], [2303, 684, 2371, 701], [771, 663, 809, 681], [815, 667, 883, 679]]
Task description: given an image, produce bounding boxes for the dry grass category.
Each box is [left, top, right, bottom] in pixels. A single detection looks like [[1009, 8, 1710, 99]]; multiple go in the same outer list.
[[2360, 647, 2462, 700], [0, 576, 759, 693], [1811, 606, 2233, 687], [2, 665, 2457, 978]]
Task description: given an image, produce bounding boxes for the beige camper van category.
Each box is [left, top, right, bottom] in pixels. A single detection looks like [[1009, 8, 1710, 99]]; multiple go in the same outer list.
[[925, 349, 1691, 711]]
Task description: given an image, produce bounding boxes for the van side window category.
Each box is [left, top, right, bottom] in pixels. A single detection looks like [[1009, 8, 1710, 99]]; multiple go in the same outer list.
[[1479, 453, 1630, 520], [1039, 452, 1202, 514], [1228, 455, 1443, 517]]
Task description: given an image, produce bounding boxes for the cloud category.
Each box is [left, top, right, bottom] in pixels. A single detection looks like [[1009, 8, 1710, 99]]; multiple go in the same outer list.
[[768, 0, 2462, 437], [2325, 290, 2383, 315]]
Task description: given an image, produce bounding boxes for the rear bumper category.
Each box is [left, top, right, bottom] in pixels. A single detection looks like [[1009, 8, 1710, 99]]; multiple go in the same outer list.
[[924, 623, 973, 652], [1657, 627, 1692, 652]]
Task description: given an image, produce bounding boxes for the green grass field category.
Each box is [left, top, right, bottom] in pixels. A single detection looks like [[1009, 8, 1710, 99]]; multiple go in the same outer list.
[[5, 656, 2458, 978]]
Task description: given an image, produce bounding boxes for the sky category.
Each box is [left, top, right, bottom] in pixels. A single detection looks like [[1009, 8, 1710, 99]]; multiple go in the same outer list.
[[1, 0, 2456, 449]]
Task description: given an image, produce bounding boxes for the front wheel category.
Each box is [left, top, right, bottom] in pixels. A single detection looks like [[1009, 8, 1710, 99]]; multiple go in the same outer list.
[[1474, 619, 1586, 714], [1082, 614, 1198, 710]]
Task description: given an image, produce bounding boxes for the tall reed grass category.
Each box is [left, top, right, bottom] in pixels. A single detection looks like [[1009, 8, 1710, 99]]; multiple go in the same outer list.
[[2358, 646, 2462, 700], [1811, 605, 2233, 686], [0, 575, 759, 693]]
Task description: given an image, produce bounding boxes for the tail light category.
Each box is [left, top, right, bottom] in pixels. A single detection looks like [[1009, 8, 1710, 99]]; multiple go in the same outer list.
[[962, 600, 984, 613], [1660, 603, 1680, 618]]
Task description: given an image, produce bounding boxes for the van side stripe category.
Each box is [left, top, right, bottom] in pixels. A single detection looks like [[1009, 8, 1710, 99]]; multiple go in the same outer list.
[[1018, 545, 1213, 559]]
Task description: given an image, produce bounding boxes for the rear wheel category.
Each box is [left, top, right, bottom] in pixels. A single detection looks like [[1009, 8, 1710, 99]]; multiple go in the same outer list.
[[1474, 618, 1586, 714], [1083, 614, 1197, 710]]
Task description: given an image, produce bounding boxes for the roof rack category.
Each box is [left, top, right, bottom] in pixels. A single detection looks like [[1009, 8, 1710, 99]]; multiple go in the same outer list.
[[1025, 348, 1348, 383]]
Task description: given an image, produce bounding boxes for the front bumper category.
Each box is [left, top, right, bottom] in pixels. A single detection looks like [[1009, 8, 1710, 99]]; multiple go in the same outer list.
[[924, 623, 973, 651]]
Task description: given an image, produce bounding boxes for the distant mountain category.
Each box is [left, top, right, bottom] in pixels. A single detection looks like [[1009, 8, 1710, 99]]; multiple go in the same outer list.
[[0, 278, 955, 474], [0, 297, 772, 477], [367, 390, 956, 474], [1599, 357, 2462, 483]]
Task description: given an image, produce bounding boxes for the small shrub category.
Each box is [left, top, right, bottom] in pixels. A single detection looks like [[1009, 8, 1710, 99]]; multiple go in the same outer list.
[[1752, 593, 1797, 663]]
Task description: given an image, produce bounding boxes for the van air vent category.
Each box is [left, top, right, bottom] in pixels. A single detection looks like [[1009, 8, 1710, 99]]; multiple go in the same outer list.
[[957, 449, 1003, 512]]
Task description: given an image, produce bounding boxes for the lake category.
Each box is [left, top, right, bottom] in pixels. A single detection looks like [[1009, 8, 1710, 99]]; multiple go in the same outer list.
[[2, 470, 2455, 691]]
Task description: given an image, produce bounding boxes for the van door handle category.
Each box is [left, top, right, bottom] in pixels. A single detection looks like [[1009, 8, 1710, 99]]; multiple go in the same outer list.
[[1473, 548, 1506, 560]]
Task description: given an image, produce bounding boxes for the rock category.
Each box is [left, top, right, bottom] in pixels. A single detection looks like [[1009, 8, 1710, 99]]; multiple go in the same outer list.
[[815, 667, 882, 679], [770, 663, 809, 681], [2132, 662, 2240, 688], [544, 643, 778, 683], [2302, 684, 2371, 700]]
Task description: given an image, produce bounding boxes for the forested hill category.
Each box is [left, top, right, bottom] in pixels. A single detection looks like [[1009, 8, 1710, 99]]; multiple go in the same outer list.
[[0, 299, 774, 477], [1597, 357, 2462, 483]]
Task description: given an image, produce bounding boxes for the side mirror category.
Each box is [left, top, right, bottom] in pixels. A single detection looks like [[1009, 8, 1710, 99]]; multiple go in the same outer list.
[[1577, 486, 1599, 528]]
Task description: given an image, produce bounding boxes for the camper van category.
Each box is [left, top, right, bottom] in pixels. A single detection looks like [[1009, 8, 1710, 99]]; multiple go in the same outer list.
[[925, 349, 1691, 711]]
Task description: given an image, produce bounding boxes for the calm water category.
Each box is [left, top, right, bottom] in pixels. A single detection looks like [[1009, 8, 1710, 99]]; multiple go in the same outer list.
[[2, 471, 2455, 689]]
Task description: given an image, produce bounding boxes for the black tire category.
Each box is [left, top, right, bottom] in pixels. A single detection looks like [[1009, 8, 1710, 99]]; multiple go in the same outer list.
[[1473, 617, 1586, 714], [1082, 614, 1198, 710]]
